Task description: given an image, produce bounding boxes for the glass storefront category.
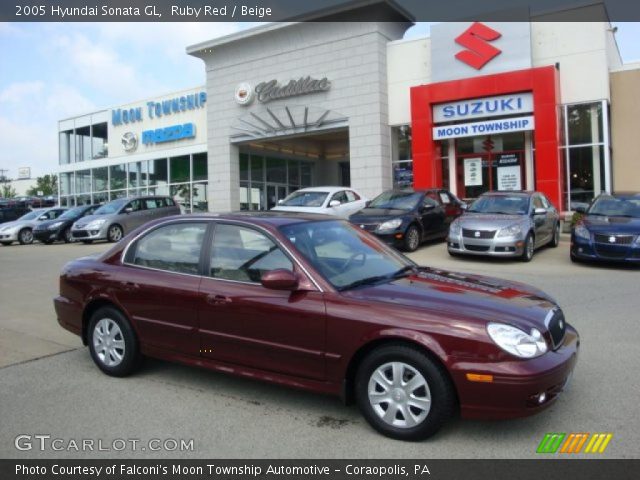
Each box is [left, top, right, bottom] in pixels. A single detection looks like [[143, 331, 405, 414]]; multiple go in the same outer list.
[[391, 126, 413, 189], [58, 152, 208, 212], [239, 151, 315, 210], [58, 122, 108, 164]]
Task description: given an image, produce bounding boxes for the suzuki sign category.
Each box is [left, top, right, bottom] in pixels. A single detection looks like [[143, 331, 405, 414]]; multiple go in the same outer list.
[[433, 93, 533, 123], [431, 22, 532, 83]]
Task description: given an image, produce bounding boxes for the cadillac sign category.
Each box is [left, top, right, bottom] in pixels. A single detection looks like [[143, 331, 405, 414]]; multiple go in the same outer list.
[[243, 76, 331, 104]]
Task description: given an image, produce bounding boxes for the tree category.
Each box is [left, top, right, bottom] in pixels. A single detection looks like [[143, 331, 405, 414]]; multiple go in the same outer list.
[[1, 184, 17, 198], [27, 174, 58, 196]]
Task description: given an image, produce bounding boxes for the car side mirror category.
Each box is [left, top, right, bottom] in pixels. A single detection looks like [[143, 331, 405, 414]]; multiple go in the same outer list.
[[261, 269, 299, 291], [124, 207, 133, 214], [460, 203, 468, 211], [574, 205, 587, 214], [278, 199, 284, 205], [533, 207, 547, 216], [329, 200, 341, 208], [38, 215, 48, 221]]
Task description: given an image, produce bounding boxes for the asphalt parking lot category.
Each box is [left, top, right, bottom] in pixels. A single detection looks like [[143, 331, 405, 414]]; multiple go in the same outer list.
[[0, 236, 638, 459]]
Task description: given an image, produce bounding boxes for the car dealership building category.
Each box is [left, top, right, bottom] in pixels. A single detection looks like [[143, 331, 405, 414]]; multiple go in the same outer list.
[[58, 1, 639, 213]]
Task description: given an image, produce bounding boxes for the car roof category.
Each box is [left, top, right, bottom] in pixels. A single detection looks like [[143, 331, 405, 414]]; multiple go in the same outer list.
[[294, 186, 358, 194], [479, 191, 535, 197]]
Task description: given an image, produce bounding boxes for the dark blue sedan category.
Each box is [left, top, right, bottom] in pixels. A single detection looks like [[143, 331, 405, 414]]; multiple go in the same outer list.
[[571, 192, 640, 263]]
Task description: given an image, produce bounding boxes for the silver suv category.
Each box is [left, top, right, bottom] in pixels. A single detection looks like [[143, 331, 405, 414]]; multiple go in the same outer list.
[[71, 196, 181, 243]]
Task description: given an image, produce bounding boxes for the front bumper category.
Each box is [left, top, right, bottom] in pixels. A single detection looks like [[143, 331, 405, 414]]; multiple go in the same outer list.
[[71, 225, 108, 241], [33, 228, 62, 243], [572, 234, 640, 263], [452, 325, 579, 419], [355, 223, 406, 248], [448, 232, 525, 257], [0, 231, 19, 242]]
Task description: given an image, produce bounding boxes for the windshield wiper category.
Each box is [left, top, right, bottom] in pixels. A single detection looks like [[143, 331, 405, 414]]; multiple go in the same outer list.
[[338, 265, 417, 291]]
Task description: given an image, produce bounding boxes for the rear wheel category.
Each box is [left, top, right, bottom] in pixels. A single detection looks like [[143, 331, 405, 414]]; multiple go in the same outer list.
[[88, 306, 140, 377], [521, 233, 534, 262], [355, 345, 455, 441], [403, 225, 420, 252], [18, 228, 33, 245], [549, 222, 561, 248], [107, 224, 123, 242]]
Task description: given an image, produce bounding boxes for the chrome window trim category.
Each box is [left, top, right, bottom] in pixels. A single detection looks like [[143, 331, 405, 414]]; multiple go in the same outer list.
[[120, 217, 325, 292]]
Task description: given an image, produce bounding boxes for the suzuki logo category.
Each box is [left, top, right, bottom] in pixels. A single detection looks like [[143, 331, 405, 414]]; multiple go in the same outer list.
[[454, 22, 502, 70], [474, 231, 481, 238], [609, 236, 616, 243]]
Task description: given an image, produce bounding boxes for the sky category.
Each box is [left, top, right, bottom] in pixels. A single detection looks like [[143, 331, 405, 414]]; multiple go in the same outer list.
[[0, 21, 639, 179]]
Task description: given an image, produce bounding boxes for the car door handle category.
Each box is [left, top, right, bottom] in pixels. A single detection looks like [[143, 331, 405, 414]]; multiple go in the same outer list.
[[206, 294, 232, 305]]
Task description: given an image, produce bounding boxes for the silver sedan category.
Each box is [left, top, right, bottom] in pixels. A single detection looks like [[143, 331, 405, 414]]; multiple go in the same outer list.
[[0, 207, 67, 246], [447, 191, 560, 262]]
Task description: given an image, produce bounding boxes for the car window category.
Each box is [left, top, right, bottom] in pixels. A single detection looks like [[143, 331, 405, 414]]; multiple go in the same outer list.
[[131, 223, 207, 275], [439, 192, 451, 204], [540, 195, 551, 209], [331, 191, 349, 204], [279, 191, 328, 207], [422, 196, 439, 208], [125, 199, 144, 212], [532, 196, 544, 210], [346, 190, 360, 202], [145, 199, 160, 210], [210, 224, 293, 283]]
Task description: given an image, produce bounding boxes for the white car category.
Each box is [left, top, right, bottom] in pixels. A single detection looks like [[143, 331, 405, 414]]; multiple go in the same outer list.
[[271, 187, 368, 218]]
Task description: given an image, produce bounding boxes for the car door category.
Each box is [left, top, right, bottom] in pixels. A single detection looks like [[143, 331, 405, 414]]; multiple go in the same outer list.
[[197, 222, 327, 381], [119, 221, 208, 353], [439, 191, 463, 226], [328, 190, 351, 217], [120, 198, 148, 232], [531, 194, 552, 245], [419, 193, 445, 238]]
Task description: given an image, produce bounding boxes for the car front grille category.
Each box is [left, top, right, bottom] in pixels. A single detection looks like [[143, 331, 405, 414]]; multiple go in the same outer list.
[[594, 234, 635, 245], [594, 245, 629, 259], [546, 309, 567, 350], [462, 229, 496, 239], [464, 244, 490, 252], [357, 223, 378, 232], [72, 230, 89, 238]]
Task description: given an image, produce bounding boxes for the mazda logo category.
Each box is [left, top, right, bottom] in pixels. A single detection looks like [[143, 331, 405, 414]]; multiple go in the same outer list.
[[474, 231, 481, 238], [121, 132, 138, 152]]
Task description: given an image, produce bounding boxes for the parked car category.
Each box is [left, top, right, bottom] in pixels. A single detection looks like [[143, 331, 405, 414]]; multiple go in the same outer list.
[[0, 205, 31, 225], [55, 213, 578, 441], [349, 189, 465, 252], [271, 186, 368, 218], [33, 204, 100, 244], [0, 207, 67, 245], [571, 192, 640, 264], [71, 196, 180, 243], [447, 191, 560, 262]]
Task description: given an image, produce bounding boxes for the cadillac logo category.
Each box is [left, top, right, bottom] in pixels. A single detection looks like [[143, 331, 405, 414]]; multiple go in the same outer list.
[[234, 82, 254, 106], [609, 236, 616, 243], [474, 231, 481, 238], [121, 132, 138, 152]]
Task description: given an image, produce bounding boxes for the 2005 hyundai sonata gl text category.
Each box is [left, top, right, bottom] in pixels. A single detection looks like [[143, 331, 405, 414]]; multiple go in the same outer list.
[[54, 212, 579, 440]]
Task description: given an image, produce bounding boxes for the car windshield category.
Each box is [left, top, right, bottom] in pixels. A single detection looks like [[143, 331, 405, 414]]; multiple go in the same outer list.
[[279, 220, 415, 290], [468, 195, 529, 215], [368, 191, 422, 211], [94, 199, 127, 215], [279, 191, 329, 207], [17, 210, 41, 221], [588, 196, 640, 218], [59, 207, 85, 219]]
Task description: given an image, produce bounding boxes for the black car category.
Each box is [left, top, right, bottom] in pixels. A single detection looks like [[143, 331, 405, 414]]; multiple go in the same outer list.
[[0, 205, 31, 225], [349, 189, 465, 251], [571, 192, 640, 264], [33, 204, 99, 244]]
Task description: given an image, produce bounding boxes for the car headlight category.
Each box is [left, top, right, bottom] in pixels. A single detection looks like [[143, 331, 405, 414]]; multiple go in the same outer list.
[[487, 322, 548, 358], [377, 218, 402, 232], [497, 224, 522, 238], [573, 224, 590, 240], [85, 219, 106, 230], [449, 221, 461, 236], [48, 221, 63, 230]]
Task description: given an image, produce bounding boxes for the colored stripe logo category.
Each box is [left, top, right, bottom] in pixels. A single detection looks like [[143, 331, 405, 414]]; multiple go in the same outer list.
[[537, 433, 613, 454]]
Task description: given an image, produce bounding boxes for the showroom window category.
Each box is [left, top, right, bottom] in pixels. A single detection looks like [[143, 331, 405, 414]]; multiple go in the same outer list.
[[391, 126, 412, 189]]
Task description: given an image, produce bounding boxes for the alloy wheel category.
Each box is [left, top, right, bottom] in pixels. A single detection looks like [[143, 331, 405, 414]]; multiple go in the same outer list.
[[367, 361, 431, 428], [108, 225, 123, 242], [406, 227, 420, 251], [19, 229, 33, 244], [92, 318, 125, 367]]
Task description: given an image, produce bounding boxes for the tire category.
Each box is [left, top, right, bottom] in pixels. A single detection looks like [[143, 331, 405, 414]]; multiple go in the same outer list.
[[63, 227, 72, 243], [107, 224, 123, 243], [82, 240, 93, 244], [355, 344, 456, 441], [521, 233, 534, 262], [549, 223, 560, 248], [403, 225, 421, 252], [88, 306, 140, 377], [18, 228, 33, 245]]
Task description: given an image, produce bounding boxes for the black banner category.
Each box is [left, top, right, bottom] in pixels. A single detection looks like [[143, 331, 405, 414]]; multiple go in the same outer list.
[[3, 0, 640, 22], [3, 460, 640, 480]]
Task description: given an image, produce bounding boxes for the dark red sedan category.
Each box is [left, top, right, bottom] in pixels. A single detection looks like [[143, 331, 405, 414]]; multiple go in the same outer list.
[[55, 213, 579, 440]]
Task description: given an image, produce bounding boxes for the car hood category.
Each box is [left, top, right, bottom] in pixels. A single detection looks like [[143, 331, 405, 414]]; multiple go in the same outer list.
[[581, 215, 640, 234], [35, 218, 72, 230], [350, 208, 411, 223], [341, 267, 557, 332], [457, 213, 526, 230], [73, 214, 109, 227], [0, 219, 35, 230]]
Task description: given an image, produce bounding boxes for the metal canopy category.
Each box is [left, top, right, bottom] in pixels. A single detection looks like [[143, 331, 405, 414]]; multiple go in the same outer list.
[[230, 105, 348, 143]]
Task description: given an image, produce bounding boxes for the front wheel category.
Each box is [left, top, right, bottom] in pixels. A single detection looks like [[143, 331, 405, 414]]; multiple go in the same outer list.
[[18, 228, 33, 245], [63, 227, 72, 243], [107, 224, 123, 242], [355, 345, 455, 441], [403, 225, 420, 252], [521, 233, 534, 262], [88, 306, 140, 377]]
